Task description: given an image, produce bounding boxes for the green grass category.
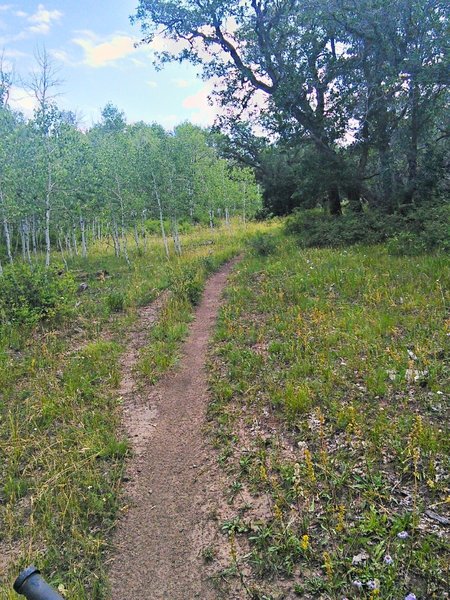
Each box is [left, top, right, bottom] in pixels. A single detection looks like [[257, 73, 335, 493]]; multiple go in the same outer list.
[[208, 233, 449, 599], [0, 221, 272, 599]]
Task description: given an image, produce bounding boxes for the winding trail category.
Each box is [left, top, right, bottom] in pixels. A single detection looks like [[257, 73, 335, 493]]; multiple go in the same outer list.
[[108, 258, 239, 600]]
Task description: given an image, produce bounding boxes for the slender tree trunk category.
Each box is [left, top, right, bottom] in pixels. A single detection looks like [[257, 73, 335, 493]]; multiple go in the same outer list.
[[119, 205, 130, 266], [72, 223, 79, 256], [44, 152, 53, 267], [24, 219, 31, 264], [57, 232, 68, 269], [142, 212, 148, 252], [2, 216, 13, 264], [31, 214, 38, 256], [151, 173, 169, 259], [171, 219, 182, 256], [328, 185, 342, 216], [0, 188, 13, 264], [225, 206, 230, 226], [80, 215, 87, 258], [20, 221, 26, 261], [404, 80, 419, 207], [112, 219, 121, 258], [14, 224, 19, 254], [66, 233, 73, 257], [133, 222, 140, 249]]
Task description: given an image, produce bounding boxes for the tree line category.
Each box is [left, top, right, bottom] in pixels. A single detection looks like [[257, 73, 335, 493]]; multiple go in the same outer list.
[[133, 0, 449, 217], [0, 53, 261, 272]]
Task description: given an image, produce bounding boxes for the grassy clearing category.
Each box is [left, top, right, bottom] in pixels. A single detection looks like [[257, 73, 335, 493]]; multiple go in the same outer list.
[[0, 222, 267, 599], [208, 233, 449, 599]]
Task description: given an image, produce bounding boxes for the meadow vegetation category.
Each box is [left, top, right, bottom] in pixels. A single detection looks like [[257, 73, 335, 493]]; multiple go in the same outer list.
[[208, 231, 449, 599], [0, 222, 258, 599]]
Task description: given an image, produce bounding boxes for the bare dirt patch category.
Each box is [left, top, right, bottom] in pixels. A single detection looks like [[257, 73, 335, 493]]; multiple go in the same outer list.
[[108, 259, 240, 600]]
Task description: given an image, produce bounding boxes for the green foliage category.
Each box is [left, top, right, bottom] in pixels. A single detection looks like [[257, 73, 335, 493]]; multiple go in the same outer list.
[[0, 222, 264, 599], [0, 263, 75, 326], [248, 233, 277, 256], [106, 291, 126, 313], [208, 236, 449, 598], [386, 232, 428, 256], [286, 205, 450, 252], [133, 0, 448, 220], [170, 267, 205, 305]]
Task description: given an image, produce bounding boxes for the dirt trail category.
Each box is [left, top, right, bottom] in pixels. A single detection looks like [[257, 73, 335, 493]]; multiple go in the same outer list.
[[108, 259, 239, 600]]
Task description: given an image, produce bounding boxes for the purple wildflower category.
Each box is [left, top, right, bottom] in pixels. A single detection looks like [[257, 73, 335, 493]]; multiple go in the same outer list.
[[384, 554, 394, 565], [352, 580, 363, 589], [405, 594, 417, 600], [367, 580, 378, 590], [397, 530, 409, 539]]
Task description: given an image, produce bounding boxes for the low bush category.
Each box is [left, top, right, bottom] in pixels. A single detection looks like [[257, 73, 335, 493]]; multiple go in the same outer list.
[[286, 204, 449, 252], [170, 266, 205, 305], [106, 291, 126, 312], [0, 262, 75, 326], [248, 232, 278, 256]]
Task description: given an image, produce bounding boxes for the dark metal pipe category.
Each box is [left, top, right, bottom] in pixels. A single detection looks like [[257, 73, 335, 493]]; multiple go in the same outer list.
[[13, 565, 64, 600]]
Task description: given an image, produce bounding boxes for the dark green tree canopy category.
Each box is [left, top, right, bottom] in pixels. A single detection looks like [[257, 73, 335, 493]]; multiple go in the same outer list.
[[133, 0, 449, 216]]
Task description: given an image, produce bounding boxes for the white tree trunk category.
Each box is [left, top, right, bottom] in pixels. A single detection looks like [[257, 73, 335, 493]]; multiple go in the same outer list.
[[31, 214, 38, 256], [57, 232, 68, 268], [0, 188, 13, 264], [112, 219, 121, 258], [151, 172, 169, 259], [133, 222, 140, 249], [45, 192, 51, 268], [66, 233, 73, 257], [80, 215, 87, 258], [72, 223, 79, 256], [24, 219, 31, 264], [142, 212, 148, 252]]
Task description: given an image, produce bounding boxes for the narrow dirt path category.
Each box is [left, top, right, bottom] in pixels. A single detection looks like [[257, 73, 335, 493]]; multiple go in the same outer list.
[[108, 258, 239, 600]]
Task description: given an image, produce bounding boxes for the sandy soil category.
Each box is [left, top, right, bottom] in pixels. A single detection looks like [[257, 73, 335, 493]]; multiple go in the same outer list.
[[108, 259, 239, 600]]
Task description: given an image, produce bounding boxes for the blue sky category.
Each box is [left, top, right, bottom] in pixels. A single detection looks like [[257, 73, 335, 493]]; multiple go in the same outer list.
[[0, 1, 215, 128]]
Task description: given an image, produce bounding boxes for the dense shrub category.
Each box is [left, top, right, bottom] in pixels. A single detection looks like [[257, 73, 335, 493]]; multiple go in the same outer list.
[[106, 291, 126, 312], [170, 266, 204, 305], [248, 232, 278, 256], [0, 263, 76, 326], [286, 204, 449, 253]]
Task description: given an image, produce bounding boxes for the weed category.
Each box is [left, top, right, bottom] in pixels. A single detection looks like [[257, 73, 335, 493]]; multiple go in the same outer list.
[[0, 222, 274, 599], [208, 235, 449, 599], [106, 291, 126, 312]]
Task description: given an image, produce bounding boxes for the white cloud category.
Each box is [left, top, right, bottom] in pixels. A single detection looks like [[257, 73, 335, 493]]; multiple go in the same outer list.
[[131, 57, 146, 67], [158, 113, 181, 129], [2, 48, 28, 58], [0, 4, 62, 42], [49, 48, 76, 66], [28, 4, 62, 35], [172, 78, 192, 89], [73, 33, 137, 68], [147, 80, 158, 88], [182, 81, 217, 126], [9, 85, 36, 117]]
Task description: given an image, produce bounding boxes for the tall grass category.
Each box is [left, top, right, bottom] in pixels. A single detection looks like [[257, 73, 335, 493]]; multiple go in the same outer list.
[[0, 222, 271, 599], [208, 234, 449, 599]]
